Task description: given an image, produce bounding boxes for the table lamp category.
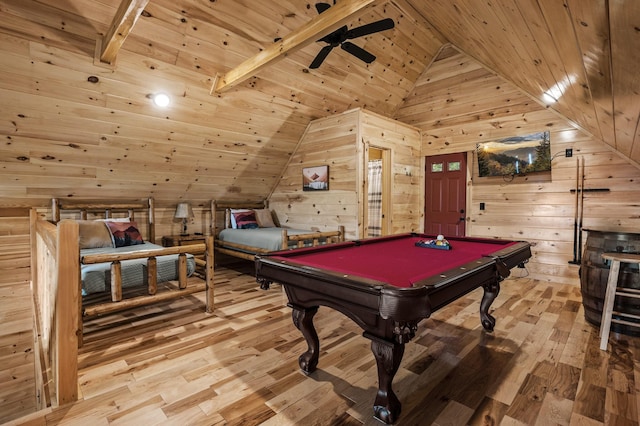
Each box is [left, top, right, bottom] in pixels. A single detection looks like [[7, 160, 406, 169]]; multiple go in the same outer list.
[[174, 202, 191, 236]]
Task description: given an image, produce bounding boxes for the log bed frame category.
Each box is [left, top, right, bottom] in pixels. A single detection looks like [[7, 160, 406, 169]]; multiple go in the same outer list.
[[210, 200, 345, 261], [31, 198, 214, 407]]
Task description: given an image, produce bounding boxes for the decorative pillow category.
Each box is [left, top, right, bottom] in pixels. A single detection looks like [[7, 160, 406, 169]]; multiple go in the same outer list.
[[254, 209, 276, 228], [229, 208, 251, 229], [96, 217, 131, 222], [232, 210, 259, 229], [77, 220, 113, 249], [105, 221, 144, 247]]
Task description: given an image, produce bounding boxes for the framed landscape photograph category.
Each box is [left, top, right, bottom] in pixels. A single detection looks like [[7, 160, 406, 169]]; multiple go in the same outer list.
[[302, 165, 329, 191], [476, 131, 551, 178]]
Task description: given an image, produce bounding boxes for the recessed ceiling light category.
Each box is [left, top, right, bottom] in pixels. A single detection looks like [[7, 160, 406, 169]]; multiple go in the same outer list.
[[152, 93, 171, 107]]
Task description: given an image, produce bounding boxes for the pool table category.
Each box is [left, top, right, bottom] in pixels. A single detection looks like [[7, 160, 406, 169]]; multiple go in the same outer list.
[[255, 233, 531, 424]]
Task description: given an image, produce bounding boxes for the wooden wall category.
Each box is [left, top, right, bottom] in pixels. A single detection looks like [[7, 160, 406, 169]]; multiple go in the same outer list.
[[0, 1, 443, 210], [360, 110, 423, 235], [269, 108, 422, 240], [50, 203, 212, 245], [269, 110, 361, 240], [397, 47, 640, 284], [0, 209, 35, 423]]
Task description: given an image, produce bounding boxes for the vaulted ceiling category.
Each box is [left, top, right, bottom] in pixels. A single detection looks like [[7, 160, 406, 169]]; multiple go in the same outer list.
[[0, 0, 638, 205]]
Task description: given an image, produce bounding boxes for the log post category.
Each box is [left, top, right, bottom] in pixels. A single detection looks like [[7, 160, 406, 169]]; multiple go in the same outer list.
[[111, 261, 122, 302], [147, 256, 157, 295]]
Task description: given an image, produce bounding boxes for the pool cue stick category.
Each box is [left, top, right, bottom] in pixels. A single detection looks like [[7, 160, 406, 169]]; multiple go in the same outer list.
[[577, 157, 585, 262], [570, 156, 579, 264]]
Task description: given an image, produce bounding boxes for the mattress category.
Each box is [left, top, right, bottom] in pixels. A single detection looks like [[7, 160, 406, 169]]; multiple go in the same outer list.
[[218, 228, 320, 252], [80, 242, 196, 295]]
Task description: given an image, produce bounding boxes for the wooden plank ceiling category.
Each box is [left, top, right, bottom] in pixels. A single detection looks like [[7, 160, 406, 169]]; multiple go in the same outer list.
[[0, 0, 637, 205]]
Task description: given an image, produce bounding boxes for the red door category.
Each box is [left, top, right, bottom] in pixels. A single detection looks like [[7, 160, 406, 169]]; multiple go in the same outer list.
[[424, 153, 467, 236]]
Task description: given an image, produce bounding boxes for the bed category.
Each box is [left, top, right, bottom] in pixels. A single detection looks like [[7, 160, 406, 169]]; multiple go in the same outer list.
[[210, 200, 345, 262], [52, 198, 213, 315], [80, 242, 196, 296], [31, 198, 214, 406], [43, 197, 214, 325]]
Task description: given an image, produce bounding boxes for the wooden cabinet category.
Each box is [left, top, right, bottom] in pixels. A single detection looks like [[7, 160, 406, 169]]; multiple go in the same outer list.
[[161, 234, 207, 247]]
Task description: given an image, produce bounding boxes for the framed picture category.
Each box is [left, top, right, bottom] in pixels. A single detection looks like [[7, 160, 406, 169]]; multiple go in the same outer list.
[[302, 165, 329, 191], [476, 131, 551, 177]]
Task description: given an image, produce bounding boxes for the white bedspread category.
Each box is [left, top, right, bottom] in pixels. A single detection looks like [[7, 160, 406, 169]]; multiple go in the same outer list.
[[81, 242, 195, 295], [218, 228, 315, 252]]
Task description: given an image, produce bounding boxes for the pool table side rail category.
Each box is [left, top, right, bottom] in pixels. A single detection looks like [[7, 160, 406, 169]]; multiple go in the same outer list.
[[412, 240, 531, 289], [257, 257, 415, 335], [258, 233, 525, 258], [411, 241, 531, 314]]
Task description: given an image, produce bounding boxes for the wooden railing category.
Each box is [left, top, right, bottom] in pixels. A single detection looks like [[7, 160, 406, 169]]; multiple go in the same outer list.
[[30, 210, 79, 409]]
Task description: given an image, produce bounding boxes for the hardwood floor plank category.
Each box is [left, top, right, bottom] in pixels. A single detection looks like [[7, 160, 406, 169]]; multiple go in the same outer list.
[[433, 400, 475, 425], [535, 393, 573, 426], [574, 381, 607, 422], [467, 396, 509, 425]]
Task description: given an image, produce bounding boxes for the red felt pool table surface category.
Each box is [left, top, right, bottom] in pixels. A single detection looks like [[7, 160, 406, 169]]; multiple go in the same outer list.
[[271, 235, 518, 288]]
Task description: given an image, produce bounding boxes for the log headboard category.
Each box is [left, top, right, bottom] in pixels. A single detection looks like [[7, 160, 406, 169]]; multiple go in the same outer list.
[[51, 198, 156, 242], [210, 199, 268, 237]]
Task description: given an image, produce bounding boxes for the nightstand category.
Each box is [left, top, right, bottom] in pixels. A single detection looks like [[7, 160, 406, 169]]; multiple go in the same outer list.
[[161, 234, 207, 247]]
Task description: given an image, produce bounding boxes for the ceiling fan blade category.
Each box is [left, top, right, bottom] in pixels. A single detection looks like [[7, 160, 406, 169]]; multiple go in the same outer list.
[[310, 45, 334, 69], [315, 3, 331, 14], [345, 18, 395, 39], [341, 42, 376, 64]]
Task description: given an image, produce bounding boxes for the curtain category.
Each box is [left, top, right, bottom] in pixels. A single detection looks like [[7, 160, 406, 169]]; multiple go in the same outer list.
[[368, 159, 383, 237]]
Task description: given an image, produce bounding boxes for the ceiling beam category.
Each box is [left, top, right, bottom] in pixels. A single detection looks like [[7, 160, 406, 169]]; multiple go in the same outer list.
[[98, 0, 150, 65], [213, 0, 381, 93]]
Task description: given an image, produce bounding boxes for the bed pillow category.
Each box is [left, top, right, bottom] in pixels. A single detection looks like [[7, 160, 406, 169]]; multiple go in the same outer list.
[[232, 210, 259, 229], [96, 217, 131, 222], [254, 209, 276, 228], [105, 221, 144, 247], [229, 208, 251, 229], [77, 220, 114, 249]]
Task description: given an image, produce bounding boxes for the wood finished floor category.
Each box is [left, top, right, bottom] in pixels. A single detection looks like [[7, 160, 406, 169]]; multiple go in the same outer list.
[[9, 262, 640, 426]]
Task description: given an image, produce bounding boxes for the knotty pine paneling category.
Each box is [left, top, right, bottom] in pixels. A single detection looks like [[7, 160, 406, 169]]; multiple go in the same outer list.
[[269, 109, 422, 240], [360, 110, 423, 235], [402, 49, 640, 284], [1, 0, 436, 209], [0, 209, 35, 424], [47, 203, 211, 245], [457, 131, 638, 285], [269, 110, 360, 240], [1, 0, 639, 214]]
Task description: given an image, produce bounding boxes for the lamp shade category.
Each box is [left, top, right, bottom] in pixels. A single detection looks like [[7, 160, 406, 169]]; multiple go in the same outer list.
[[174, 203, 190, 219]]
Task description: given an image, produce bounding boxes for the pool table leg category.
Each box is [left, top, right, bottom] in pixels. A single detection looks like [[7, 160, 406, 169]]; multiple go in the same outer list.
[[370, 337, 404, 424], [291, 305, 320, 373], [480, 279, 500, 331]]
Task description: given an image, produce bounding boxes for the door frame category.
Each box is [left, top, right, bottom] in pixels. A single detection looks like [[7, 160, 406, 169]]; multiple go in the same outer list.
[[364, 145, 391, 237]]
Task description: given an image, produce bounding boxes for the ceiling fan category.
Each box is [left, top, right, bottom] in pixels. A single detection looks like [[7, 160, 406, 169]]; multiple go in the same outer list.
[[309, 2, 395, 69]]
